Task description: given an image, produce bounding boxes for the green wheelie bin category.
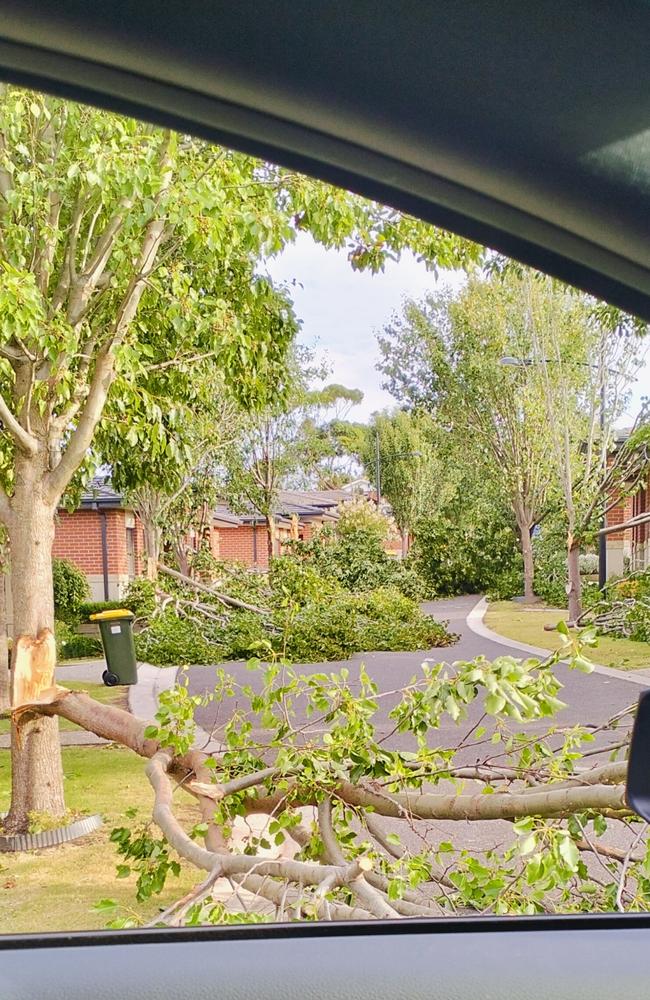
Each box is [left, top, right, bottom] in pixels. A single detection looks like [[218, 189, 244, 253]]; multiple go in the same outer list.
[[90, 609, 138, 686]]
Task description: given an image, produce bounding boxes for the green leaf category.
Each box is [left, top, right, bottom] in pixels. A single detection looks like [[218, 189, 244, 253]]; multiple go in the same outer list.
[[558, 836, 579, 871]]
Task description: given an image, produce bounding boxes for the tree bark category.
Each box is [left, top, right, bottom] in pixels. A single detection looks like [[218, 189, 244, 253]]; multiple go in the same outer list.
[[4, 458, 65, 833], [0, 550, 9, 713], [567, 537, 582, 621], [266, 513, 276, 561], [514, 504, 535, 603], [143, 520, 162, 582]]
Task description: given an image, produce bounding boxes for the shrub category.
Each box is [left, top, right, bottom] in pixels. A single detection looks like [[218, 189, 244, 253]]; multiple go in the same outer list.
[[269, 556, 337, 608], [123, 578, 157, 619], [579, 553, 599, 576], [287, 506, 427, 600], [135, 611, 224, 666], [411, 511, 520, 598], [282, 587, 455, 662], [55, 621, 102, 660], [52, 558, 90, 622], [77, 600, 125, 620], [533, 535, 568, 608], [486, 564, 525, 602], [221, 612, 270, 659]]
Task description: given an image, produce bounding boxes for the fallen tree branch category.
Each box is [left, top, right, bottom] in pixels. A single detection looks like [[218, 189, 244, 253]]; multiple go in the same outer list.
[[157, 563, 269, 615], [22, 689, 631, 824], [317, 798, 399, 919]]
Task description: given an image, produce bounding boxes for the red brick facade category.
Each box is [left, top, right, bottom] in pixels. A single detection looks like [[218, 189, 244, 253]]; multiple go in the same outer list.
[[605, 494, 633, 542], [215, 523, 293, 569], [52, 507, 144, 598]]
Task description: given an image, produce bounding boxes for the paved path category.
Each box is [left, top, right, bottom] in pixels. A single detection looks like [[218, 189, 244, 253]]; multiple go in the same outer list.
[[185, 594, 648, 758]]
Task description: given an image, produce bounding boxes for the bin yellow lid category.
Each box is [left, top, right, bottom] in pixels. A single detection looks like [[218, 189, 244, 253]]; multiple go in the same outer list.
[[89, 608, 134, 621]]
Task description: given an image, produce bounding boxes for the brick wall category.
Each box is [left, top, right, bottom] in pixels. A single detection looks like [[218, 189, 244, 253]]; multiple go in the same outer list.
[[605, 494, 633, 541], [52, 508, 144, 578], [217, 524, 268, 568], [216, 523, 292, 569]]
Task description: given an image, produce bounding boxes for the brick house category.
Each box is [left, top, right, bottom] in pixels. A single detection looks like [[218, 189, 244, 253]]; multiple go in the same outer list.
[[606, 481, 650, 574], [2, 477, 145, 629], [213, 489, 348, 569], [604, 430, 650, 575], [2, 480, 404, 625], [52, 479, 145, 601]]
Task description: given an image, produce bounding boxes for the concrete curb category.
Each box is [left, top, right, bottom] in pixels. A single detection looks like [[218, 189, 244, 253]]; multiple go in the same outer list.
[[468, 596, 650, 688]]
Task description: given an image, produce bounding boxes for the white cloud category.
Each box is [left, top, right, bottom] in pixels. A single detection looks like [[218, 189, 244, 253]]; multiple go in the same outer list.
[[265, 233, 650, 425]]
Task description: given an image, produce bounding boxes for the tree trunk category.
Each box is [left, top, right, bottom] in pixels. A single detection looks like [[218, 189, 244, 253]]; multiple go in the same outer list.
[[514, 505, 535, 603], [143, 520, 162, 582], [0, 549, 9, 713], [4, 463, 65, 833], [266, 513, 276, 561], [521, 528, 535, 603], [567, 537, 582, 622]]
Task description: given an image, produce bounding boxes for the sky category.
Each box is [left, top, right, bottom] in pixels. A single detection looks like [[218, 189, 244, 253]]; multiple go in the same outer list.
[[266, 233, 650, 426]]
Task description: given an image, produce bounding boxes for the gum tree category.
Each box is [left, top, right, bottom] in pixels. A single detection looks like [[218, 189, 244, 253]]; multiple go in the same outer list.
[[0, 85, 478, 832]]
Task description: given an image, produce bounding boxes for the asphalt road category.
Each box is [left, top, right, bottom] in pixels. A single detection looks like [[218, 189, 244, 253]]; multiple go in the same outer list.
[[187, 594, 646, 760]]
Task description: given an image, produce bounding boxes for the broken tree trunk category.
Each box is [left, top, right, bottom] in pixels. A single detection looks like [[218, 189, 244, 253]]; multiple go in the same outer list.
[[4, 463, 65, 834]]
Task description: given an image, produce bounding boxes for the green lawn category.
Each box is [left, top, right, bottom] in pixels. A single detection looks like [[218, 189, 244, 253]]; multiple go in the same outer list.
[[0, 746, 198, 933], [486, 601, 650, 671], [0, 681, 126, 736]]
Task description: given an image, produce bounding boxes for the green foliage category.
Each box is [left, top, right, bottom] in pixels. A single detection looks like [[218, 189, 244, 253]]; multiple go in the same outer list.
[[269, 556, 339, 608], [54, 620, 102, 660], [291, 498, 425, 598], [52, 558, 90, 622], [533, 531, 568, 608], [77, 581, 157, 622], [78, 600, 127, 620], [105, 622, 644, 925], [122, 578, 157, 619], [109, 824, 181, 904], [412, 491, 520, 597], [586, 571, 650, 642], [135, 610, 224, 667], [283, 587, 455, 662], [485, 564, 525, 602]]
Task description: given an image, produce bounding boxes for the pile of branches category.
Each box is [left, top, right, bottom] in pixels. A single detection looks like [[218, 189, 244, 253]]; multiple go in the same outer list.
[[17, 626, 650, 924], [578, 571, 650, 642]]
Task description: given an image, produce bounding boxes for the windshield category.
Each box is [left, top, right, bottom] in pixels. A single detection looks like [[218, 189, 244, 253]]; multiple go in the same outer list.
[[0, 84, 649, 933]]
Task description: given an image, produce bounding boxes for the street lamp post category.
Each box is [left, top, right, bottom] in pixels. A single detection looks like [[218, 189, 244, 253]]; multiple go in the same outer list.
[[499, 355, 613, 590]]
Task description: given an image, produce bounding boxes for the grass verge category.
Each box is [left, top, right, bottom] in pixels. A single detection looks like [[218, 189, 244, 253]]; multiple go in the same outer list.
[[0, 746, 198, 933], [486, 601, 650, 671]]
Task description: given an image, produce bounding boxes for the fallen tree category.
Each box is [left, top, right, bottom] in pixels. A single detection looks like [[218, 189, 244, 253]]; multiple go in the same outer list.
[[9, 627, 648, 924]]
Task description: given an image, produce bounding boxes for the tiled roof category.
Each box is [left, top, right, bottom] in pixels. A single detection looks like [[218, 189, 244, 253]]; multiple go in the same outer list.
[[79, 476, 124, 508], [213, 489, 352, 526]]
